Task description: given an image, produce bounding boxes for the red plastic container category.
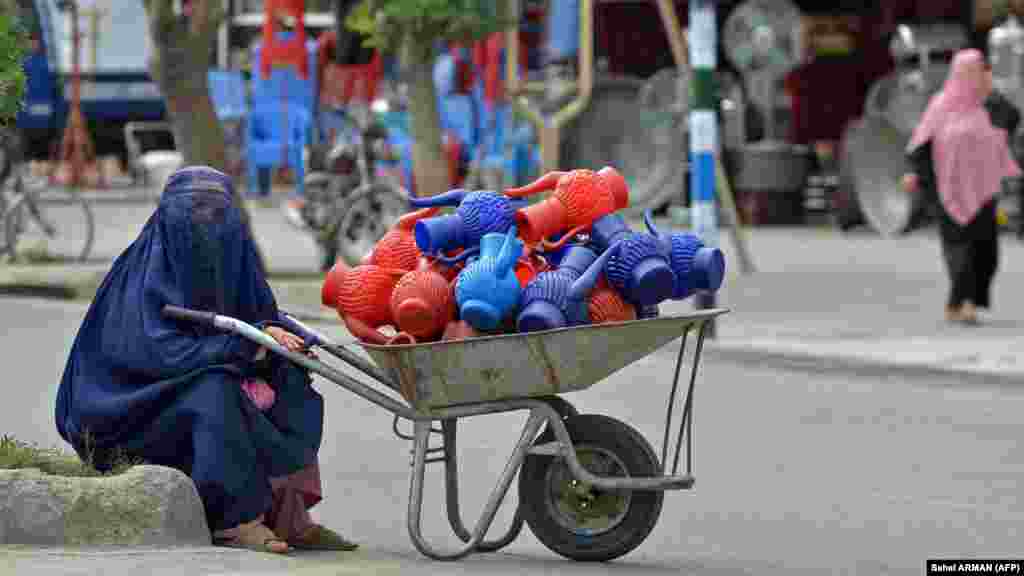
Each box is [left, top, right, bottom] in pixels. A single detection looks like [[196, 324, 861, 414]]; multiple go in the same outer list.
[[366, 207, 440, 271], [514, 250, 551, 288], [390, 267, 456, 341], [322, 261, 412, 345], [588, 276, 637, 324], [505, 166, 629, 245]]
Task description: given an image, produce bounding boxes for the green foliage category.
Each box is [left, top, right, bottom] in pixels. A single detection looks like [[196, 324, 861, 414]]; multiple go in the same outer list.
[[346, 0, 510, 53], [0, 434, 142, 477], [0, 0, 27, 126]]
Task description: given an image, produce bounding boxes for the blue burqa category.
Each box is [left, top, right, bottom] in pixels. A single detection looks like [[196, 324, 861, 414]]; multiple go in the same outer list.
[[55, 167, 324, 531]]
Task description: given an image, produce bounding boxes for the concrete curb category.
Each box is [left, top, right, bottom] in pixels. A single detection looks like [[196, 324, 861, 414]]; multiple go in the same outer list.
[[704, 341, 1024, 388], [0, 266, 107, 300], [0, 465, 209, 547]]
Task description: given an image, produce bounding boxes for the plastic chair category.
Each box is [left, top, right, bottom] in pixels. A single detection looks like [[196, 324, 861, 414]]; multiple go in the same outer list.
[[207, 70, 247, 121], [433, 52, 479, 176], [245, 102, 311, 197], [251, 37, 319, 115], [207, 70, 248, 178]]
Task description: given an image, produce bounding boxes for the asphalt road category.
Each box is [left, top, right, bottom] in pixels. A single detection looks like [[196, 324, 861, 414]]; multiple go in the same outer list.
[[3, 296, 1022, 575]]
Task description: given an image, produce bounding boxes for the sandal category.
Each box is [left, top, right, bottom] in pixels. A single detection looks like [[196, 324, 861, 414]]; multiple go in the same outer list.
[[214, 519, 290, 554], [288, 524, 359, 551]]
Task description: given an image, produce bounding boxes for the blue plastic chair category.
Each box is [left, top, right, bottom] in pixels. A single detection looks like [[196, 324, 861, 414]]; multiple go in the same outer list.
[[245, 102, 311, 197], [433, 52, 479, 168], [440, 95, 478, 152], [545, 0, 580, 63], [207, 70, 247, 121], [250, 36, 319, 114]]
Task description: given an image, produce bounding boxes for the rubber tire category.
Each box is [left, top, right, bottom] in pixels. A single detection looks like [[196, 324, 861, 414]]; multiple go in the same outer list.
[[325, 180, 410, 268], [519, 414, 664, 562], [5, 181, 95, 262]]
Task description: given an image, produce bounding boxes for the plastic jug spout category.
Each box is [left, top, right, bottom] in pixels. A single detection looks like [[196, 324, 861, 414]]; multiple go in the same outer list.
[[495, 225, 522, 277], [408, 188, 468, 208], [569, 242, 620, 301], [396, 206, 441, 230]]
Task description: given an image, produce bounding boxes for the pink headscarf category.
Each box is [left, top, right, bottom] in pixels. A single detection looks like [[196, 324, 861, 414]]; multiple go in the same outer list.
[[908, 49, 1022, 225]]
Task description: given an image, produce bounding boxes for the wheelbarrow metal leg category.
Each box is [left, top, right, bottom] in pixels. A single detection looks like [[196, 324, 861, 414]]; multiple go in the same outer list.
[[407, 411, 547, 560], [441, 418, 526, 552], [541, 405, 696, 491]]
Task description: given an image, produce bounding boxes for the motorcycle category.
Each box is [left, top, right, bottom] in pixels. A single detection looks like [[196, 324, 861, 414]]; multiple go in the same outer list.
[[300, 99, 410, 271]]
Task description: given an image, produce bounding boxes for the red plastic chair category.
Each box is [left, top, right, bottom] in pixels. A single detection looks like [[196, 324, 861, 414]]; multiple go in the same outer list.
[[260, 0, 308, 80]]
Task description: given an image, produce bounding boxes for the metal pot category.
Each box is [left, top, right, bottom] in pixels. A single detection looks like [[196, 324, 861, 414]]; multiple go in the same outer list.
[[725, 140, 810, 193]]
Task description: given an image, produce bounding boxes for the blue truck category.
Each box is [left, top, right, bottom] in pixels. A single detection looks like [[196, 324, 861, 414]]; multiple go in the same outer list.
[[14, 0, 165, 159]]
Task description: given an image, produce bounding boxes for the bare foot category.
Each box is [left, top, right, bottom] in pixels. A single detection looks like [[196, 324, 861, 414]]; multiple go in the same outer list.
[[959, 301, 979, 325]]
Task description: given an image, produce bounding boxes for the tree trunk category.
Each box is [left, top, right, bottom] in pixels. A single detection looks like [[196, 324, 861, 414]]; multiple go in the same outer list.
[[142, 0, 266, 270], [400, 37, 450, 197]]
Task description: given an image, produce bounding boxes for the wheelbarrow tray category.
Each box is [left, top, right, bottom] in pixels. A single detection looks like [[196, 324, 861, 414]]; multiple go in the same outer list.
[[360, 309, 726, 412]]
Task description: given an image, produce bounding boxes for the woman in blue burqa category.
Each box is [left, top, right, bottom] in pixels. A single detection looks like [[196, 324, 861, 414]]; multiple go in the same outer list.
[[55, 166, 356, 554]]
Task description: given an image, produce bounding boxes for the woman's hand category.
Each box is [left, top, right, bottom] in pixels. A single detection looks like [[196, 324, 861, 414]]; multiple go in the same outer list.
[[264, 326, 306, 352], [901, 173, 919, 194]]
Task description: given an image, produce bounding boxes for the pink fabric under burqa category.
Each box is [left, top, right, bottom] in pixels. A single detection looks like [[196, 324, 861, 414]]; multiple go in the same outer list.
[[239, 376, 321, 540], [908, 49, 1022, 226], [213, 462, 322, 541], [266, 461, 323, 540]]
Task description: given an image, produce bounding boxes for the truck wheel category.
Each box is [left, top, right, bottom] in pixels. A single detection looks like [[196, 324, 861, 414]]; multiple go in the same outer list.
[[519, 414, 663, 562]]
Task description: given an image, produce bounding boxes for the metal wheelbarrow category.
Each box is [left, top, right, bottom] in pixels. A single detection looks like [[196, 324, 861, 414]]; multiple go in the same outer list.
[[162, 304, 727, 562]]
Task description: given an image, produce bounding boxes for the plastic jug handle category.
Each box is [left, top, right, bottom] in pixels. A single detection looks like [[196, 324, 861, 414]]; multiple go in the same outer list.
[[569, 241, 621, 301], [342, 315, 392, 345], [386, 331, 417, 346], [433, 246, 479, 266], [540, 223, 590, 251], [504, 171, 567, 198], [643, 208, 660, 237]]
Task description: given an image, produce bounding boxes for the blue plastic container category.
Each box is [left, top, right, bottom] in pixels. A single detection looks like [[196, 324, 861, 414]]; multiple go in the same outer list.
[[454, 226, 523, 331]]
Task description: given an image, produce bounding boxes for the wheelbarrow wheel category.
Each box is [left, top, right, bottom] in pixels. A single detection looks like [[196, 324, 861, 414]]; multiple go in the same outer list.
[[519, 414, 663, 562]]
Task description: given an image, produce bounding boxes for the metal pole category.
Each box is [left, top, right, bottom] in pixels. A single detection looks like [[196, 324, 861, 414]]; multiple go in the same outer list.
[[656, 0, 755, 276], [689, 0, 718, 338]]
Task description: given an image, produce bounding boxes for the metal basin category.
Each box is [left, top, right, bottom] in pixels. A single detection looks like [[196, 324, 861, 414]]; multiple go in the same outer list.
[[863, 64, 948, 137], [843, 115, 922, 237], [725, 140, 810, 193]]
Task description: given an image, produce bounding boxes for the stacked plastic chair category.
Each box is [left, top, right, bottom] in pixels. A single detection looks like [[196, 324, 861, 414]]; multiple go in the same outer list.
[[207, 70, 247, 178], [247, 34, 318, 197]]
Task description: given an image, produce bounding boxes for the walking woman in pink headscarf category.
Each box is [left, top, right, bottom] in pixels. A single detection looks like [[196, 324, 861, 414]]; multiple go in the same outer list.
[[902, 49, 1022, 324]]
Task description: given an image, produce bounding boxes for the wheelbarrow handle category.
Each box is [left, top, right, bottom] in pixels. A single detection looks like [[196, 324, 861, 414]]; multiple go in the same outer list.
[[162, 305, 216, 327]]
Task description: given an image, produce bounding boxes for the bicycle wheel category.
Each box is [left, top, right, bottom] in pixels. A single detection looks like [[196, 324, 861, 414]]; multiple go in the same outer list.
[[0, 188, 9, 258], [326, 180, 410, 267], [6, 181, 96, 263]]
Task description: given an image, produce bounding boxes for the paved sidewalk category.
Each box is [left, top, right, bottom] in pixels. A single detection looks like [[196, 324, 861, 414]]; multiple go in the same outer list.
[[2, 187, 1023, 383]]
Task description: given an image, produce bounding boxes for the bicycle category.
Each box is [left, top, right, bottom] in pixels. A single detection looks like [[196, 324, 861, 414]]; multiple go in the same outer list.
[[0, 129, 95, 263]]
